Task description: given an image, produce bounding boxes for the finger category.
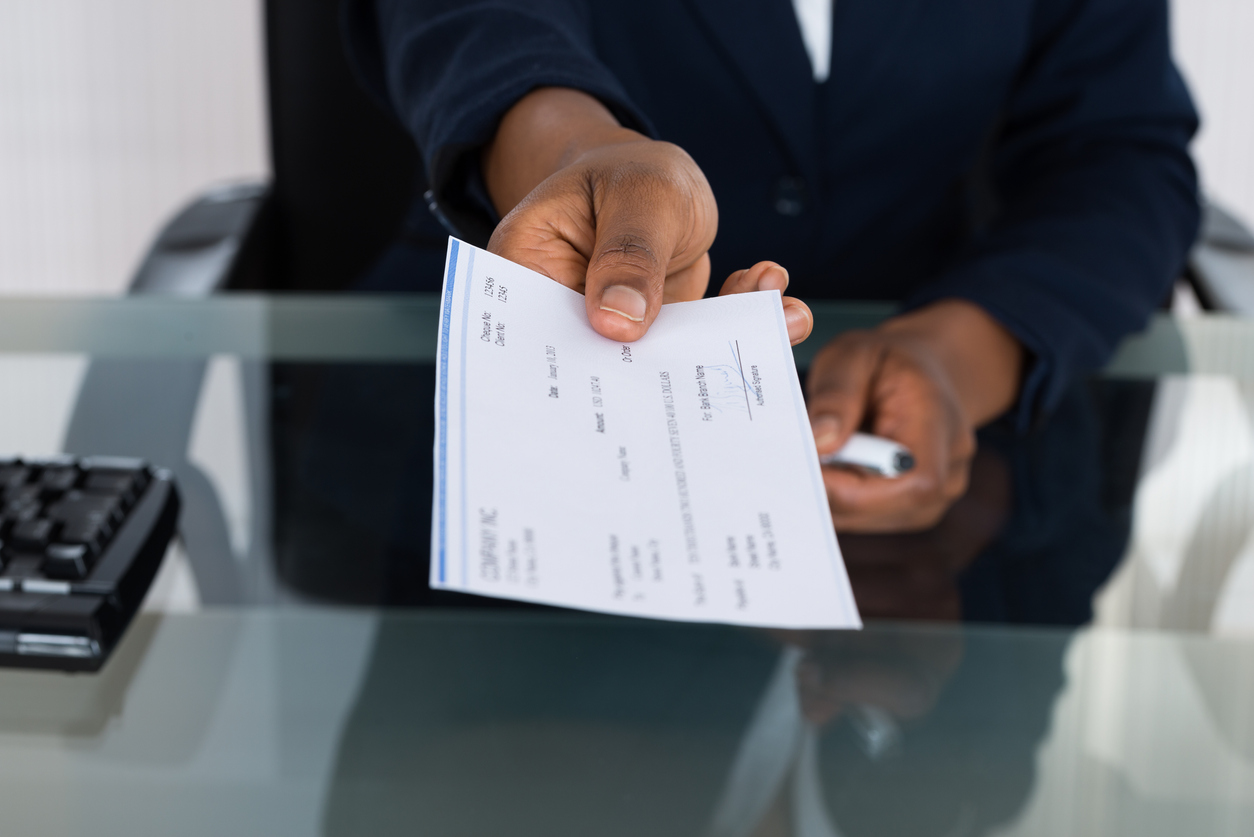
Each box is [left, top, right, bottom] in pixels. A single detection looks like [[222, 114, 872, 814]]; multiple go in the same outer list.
[[717, 262, 812, 345], [824, 405, 949, 531], [823, 419, 973, 532], [718, 261, 788, 296], [825, 459, 951, 533], [805, 336, 882, 455], [824, 467, 930, 532], [721, 268, 749, 295], [661, 252, 711, 304], [488, 210, 594, 293], [872, 398, 976, 507], [782, 297, 813, 346], [796, 659, 846, 726]]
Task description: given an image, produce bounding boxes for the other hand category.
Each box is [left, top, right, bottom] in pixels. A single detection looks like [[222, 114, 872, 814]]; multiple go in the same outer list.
[[806, 300, 1024, 532]]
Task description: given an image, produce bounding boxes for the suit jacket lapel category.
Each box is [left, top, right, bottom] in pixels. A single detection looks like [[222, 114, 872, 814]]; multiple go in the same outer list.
[[684, 0, 818, 181]]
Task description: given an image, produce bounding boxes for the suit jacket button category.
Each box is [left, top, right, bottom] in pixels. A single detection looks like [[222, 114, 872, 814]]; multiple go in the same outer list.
[[773, 177, 807, 216]]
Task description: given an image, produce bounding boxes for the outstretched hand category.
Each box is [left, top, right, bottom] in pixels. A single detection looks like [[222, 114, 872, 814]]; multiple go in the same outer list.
[[489, 135, 717, 340], [483, 87, 811, 345]]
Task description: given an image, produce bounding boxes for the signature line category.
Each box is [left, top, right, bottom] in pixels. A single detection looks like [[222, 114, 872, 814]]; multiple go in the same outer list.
[[733, 339, 753, 421]]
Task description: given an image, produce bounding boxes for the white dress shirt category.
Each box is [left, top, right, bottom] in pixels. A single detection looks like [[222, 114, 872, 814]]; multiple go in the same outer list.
[[789, 0, 833, 82]]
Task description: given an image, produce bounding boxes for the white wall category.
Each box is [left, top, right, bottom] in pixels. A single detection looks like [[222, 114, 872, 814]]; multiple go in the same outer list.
[[0, 1, 1249, 295], [1173, 0, 1254, 228], [0, 0, 266, 295]]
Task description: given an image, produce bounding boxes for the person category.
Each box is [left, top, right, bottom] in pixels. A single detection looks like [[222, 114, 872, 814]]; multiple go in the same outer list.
[[343, 0, 1199, 532]]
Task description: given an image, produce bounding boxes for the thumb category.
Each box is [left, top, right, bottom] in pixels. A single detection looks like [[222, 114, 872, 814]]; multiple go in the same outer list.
[[585, 237, 662, 341], [806, 336, 882, 456], [583, 161, 716, 340], [582, 199, 672, 340]]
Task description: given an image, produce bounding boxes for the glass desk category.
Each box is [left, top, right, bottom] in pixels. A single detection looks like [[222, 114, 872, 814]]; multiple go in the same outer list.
[[1, 297, 1253, 836]]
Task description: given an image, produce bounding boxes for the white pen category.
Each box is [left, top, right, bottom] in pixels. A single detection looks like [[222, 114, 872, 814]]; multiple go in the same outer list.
[[819, 432, 915, 478]]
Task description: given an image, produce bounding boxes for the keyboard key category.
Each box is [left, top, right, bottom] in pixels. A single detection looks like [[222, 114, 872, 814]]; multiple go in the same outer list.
[[4, 484, 42, 505], [0, 466, 30, 490], [11, 519, 53, 551], [26, 455, 75, 467], [84, 471, 136, 491], [43, 544, 90, 580], [5, 555, 41, 578], [47, 492, 122, 528], [58, 520, 108, 552], [82, 456, 145, 470], [84, 471, 140, 505], [2, 499, 40, 524], [39, 467, 79, 493]]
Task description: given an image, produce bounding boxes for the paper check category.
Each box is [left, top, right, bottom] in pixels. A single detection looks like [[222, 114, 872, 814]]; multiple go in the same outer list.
[[431, 239, 860, 629]]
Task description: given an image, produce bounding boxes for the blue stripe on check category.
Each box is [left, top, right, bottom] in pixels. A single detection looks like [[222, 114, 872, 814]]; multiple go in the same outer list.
[[436, 238, 459, 584]]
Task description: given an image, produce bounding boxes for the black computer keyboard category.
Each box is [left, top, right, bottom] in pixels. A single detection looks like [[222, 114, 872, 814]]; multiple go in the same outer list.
[[0, 456, 179, 672]]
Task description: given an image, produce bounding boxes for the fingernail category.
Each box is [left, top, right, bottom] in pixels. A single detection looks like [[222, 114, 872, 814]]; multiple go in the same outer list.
[[760, 265, 789, 292], [812, 414, 841, 449], [600, 285, 646, 322], [784, 304, 808, 335]]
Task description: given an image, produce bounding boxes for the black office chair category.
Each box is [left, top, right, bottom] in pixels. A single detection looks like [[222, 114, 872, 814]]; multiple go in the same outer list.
[[127, 0, 419, 296], [1191, 201, 1254, 313], [63, 0, 441, 605]]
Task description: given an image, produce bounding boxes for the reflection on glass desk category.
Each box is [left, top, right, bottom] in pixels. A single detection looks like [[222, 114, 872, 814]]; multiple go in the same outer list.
[[0, 611, 1251, 836], [1, 296, 1253, 835]]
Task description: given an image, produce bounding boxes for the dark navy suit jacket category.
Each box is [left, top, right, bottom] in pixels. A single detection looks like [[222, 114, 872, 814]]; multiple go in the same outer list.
[[345, 0, 1199, 424]]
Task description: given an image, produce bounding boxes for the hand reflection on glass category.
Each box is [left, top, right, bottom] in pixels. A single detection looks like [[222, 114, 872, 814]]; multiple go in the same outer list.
[[838, 446, 1012, 623], [772, 446, 1011, 731], [793, 630, 964, 733]]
